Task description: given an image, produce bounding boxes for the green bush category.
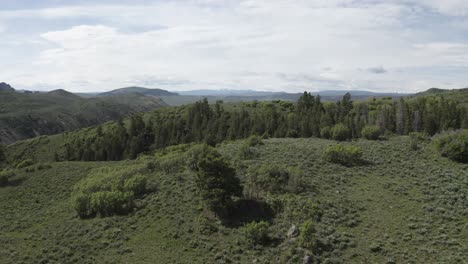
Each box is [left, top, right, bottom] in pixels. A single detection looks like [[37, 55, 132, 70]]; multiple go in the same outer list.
[[409, 132, 430, 150], [16, 159, 34, 169], [299, 220, 317, 250], [433, 130, 468, 163], [238, 144, 256, 160], [361, 125, 381, 140], [246, 165, 304, 197], [320, 127, 332, 139], [71, 165, 149, 218], [331, 123, 350, 141], [0, 170, 15, 186], [244, 221, 270, 245], [323, 144, 364, 167], [246, 135, 264, 147]]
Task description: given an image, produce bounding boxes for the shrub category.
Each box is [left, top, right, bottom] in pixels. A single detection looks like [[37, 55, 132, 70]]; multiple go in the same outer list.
[[323, 144, 363, 167], [320, 127, 332, 139], [16, 159, 34, 169], [361, 125, 381, 140], [71, 165, 149, 218], [0, 170, 15, 186], [299, 220, 317, 250], [238, 144, 256, 160], [246, 135, 264, 147], [246, 165, 304, 197], [433, 130, 468, 163], [331, 123, 350, 141], [244, 221, 270, 245], [409, 132, 430, 150]]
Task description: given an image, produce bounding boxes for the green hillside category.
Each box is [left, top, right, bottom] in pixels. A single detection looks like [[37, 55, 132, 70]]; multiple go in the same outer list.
[[0, 87, 166, 144], [0, 137, 466, 263]]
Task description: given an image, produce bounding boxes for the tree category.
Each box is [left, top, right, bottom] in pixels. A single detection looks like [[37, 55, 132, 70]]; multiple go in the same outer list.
[[195, 148, 243, 216]]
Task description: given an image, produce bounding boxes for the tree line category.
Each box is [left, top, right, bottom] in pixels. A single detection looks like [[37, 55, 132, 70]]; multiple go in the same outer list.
[[61, 93, 467, 161]]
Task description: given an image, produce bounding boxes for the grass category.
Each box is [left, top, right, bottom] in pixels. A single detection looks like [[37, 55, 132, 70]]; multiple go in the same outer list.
[[0, 136, 466, 263]]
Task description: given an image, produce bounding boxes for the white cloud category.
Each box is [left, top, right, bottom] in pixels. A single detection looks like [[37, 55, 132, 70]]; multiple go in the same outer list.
[[0, 0, 467, 92]]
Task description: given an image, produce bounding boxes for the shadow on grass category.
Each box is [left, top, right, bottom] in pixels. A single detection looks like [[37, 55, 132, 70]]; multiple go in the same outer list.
[[222, 199, 275, 227], [3, 175, 27, 187]]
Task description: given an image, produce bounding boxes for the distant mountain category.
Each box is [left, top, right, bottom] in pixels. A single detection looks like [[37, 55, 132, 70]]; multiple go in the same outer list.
[[98, 86, 179, 97], [416, 87, 468, 96], [0, 82, 15, 92], [0, 84, 166, 145]]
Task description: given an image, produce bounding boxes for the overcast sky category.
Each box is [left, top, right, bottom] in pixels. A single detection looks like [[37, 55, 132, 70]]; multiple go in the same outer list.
[[1, 0, 468, 93]]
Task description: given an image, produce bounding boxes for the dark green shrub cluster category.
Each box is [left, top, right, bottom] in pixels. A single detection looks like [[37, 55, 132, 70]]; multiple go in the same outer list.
[[361, 125, 381, 140], [408, 132, 430, 150], [331, 123, 350, 141], [16, 159, 34, 169], [320, 127, 332, 139], [246, 165, 305, 197], [0, 169, 15, 186], [433, 130, 468, 163], [71, 166, 148, 218], [246, 135, 264, 147], [243, 221, 270, 246], [323, 144, 363, 167]]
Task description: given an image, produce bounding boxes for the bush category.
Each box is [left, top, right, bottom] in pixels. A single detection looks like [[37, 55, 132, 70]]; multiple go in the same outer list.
[[433, 130, 468, 163], [0, 170, 15, 186], [16, 159, 34, 169], [361, 125, 381, 140], [246, 165, 304, 197], [320, 127, 332, 139], [323, 144, 363, 167], [246, 135, 264, 147], [244, 221, 270, 245], [299, 220, 317, 250], [331, 123, 350, 141], [409, 132, 430, 150], [71, 165, 149, 218], [238, 144, 256, 160]]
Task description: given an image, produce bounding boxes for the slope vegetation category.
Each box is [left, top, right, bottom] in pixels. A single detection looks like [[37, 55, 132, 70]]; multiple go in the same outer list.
[[0, 87, 166, 144], [0, 137, 466, 263]]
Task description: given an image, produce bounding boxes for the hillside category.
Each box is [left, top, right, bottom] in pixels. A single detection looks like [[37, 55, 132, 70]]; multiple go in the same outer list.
[[97, 87, 179, 97], [0, 137, 466, 263], [0, 84, 167, 144]]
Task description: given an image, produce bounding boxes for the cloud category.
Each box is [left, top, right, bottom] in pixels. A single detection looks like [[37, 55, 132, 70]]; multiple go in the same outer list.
[[367, 66, 388, 74], [0, 0, 467, 92]]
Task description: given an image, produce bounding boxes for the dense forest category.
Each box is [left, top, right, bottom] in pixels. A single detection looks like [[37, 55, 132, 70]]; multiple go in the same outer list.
[[61, 92, 467, 162]]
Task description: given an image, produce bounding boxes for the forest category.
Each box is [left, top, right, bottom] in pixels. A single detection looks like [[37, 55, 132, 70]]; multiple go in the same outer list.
[[60, 92, 467, 162]]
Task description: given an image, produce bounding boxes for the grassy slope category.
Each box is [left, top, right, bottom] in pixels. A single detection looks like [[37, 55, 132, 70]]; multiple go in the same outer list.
[[1, 137, 466, 263], [0, 91, 166, 144]]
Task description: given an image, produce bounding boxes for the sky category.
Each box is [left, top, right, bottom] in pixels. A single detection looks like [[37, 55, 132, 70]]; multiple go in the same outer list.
[[1, 0, 468, 93]]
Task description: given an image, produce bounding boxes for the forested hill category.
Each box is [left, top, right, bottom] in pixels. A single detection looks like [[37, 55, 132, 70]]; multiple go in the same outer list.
[[0, 85, 167, 145], [6, 88, 467, 163]]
